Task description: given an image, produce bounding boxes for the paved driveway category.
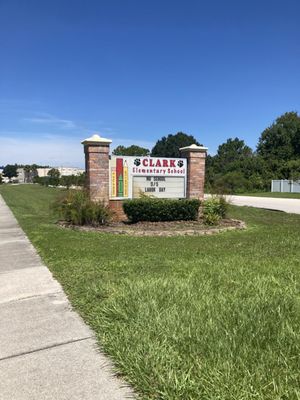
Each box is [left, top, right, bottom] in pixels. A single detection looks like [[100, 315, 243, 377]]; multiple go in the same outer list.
[[215, 195, 300, 214]]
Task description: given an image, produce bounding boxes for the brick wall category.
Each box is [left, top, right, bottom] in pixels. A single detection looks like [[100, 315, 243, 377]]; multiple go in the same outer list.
[[180, 146, 207, 200], [84, 144, 110, 203], [185, 152, 206, 199], [109, 200, 127, 221]]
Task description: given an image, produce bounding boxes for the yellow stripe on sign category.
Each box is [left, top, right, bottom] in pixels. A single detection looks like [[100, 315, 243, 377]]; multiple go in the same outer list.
[[123, 163, 128, 197], [111, 169, 117, 197]]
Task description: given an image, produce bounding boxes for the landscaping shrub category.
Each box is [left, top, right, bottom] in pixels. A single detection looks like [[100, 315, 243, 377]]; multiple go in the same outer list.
[[54, 190, 112, 226], [34, 173, 85, 188], [203, 195, 229, 225], [33, 176, 50, 186], [123, 198, 201, 223]]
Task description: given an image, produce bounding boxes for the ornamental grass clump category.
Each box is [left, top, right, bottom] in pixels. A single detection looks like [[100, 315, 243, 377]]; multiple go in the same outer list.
[[54, 190, 112, 226], [203, 195, 229, 225]]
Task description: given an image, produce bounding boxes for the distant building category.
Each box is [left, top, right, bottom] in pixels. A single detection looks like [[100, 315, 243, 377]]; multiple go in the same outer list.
[[17, 168, 25, 182], [56, 167, 85, 176], [16, 168, 38, 183], [36, 167, 84, 177], [15, 166, 85, 183]]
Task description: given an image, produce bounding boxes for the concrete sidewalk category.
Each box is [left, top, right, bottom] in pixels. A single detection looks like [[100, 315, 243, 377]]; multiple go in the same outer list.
[[0, 195, 134, 400]]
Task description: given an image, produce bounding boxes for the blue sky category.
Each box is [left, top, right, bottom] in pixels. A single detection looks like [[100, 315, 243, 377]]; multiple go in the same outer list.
[[1, 0, 300, 167]]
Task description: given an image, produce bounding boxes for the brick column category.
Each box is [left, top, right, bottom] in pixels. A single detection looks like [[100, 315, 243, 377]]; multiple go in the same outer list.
[[81, 134, 112, 203], [180, 144, 208, 200]]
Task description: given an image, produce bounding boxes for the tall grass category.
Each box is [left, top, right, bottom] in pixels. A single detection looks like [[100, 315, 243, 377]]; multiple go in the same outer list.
[[54, 189, 112, 226]]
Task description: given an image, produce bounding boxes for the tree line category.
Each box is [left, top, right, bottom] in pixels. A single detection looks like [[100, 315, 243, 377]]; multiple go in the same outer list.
[[0, 164, 49, 182], [0, 165, 85, 188], [2, 111, 299, 193], [207, 112, 300, 192], [34, 169, 85, 188], [115, 111, 300, 193]]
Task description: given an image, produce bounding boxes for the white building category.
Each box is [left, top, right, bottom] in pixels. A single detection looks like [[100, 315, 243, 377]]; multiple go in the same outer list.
[[36, 167, 84, 177], [57, 167, 85, 176]]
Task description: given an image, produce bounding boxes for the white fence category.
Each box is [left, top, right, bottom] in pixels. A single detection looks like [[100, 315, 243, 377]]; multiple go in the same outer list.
[[271, 180, 300, 193]]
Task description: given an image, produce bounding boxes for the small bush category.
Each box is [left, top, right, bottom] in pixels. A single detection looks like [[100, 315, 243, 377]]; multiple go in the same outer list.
[[203, 196, 229, 225], [123, 198, 201, 223], [217, 195, 229, 218], [33, 176, 50, 186], [34, 173, 86, 188], [54, 190, 112, 226], [203, 211, 220, 225]]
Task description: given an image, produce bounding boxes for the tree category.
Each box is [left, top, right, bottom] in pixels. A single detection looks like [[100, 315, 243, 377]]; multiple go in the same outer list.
[[47, 168, 60, 179], [205, 112, 300, 194], [47, 168, 60, 186], [216, 138, 252, 164], [213, 171, 249, 193], [212, 138, 253, 174], [2, 164, 18, 181], [275, 159, 300, 180], [112, 145, 150, 156], [0, 174, 3, 185], [151, 132, 201, 158], [257, 111, 300, 161], [205, 138, 263, 193], [18, 164, 38, 183]]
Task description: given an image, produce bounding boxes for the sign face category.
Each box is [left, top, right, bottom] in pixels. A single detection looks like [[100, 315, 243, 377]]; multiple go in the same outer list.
[[109, 156, 187, 199], [133, 176, 185, 198]]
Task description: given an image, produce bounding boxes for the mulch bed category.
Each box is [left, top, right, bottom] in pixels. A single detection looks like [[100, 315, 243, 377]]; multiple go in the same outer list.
[[58, 218, 246, 237]]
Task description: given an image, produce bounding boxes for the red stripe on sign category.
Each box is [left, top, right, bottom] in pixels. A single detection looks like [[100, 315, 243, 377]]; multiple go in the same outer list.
[[116, 158, 123, 196]]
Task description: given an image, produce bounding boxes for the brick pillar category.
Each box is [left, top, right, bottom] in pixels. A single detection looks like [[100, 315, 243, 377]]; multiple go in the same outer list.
[[81, 134, 112, 203], [180, 144, 208, 200]]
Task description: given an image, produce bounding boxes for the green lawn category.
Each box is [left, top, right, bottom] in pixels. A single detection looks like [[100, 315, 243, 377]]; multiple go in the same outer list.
[[1, 184, 300, 400], [236, 192, 300, 199]]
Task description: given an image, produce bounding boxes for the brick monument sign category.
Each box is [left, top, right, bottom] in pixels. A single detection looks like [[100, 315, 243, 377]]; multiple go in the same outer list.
[[82, 134, 207, 220]]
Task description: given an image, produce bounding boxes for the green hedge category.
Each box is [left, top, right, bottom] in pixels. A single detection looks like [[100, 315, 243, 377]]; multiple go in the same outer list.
[[123, 198, 201, 223]]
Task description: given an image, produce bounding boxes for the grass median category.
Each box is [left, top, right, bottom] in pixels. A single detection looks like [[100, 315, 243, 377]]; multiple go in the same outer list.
[[1, 184, 300, 399]]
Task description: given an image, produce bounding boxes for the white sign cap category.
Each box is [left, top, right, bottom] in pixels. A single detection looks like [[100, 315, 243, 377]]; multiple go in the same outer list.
[[179, 144, 208, 152], [81, 134, 112, 145]]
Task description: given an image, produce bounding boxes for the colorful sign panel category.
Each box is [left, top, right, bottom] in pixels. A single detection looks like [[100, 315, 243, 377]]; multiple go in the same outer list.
[[109, 156, 187, 199]]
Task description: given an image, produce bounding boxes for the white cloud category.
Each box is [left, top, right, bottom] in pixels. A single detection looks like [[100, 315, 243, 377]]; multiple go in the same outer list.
[[23, 114, 76, 130]]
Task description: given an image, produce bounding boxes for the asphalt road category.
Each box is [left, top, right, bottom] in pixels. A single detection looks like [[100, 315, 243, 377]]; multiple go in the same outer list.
[[224, 195, 300, 214]]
